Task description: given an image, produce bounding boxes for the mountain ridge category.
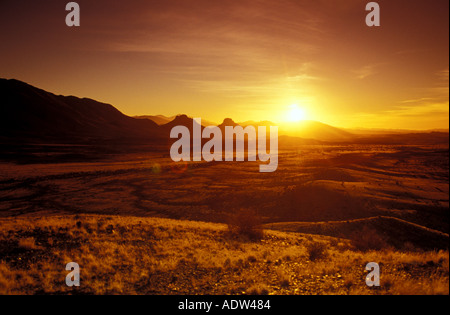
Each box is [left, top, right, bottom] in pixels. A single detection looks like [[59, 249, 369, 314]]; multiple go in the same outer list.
[[1, 78, 448, 146], [0, 78, 162, 144]]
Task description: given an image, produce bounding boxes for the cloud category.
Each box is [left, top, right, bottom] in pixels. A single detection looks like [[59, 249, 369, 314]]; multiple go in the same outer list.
[[352, 65, 378, 80], [399, 98, 435, 104], [386, 102, 449, 118], [92, 0, 326, 90], [436, 69, 449, 81]]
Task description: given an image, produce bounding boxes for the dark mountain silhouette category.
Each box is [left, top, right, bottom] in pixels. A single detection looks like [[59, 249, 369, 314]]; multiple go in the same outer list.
[[219, 118, 239, 128], [0, 79, 163, 144], [217, 118, 241, 134], [135, 115, 176, 125], [160, 115, 205, 153], [161, 115, 204, 133], [1, 78, 446, 150], [138, 114, 218, 127]]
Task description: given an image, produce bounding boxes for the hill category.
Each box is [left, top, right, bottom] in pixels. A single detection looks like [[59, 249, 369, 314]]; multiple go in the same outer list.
[[352, 132, 450, 145], [134, 115, 176, 125], [264, 216, 449, 252], [0, 79, 163, 145], [160, 114, 204, 132], [280, 120, 355, 142], [137, 115, 218, 128]]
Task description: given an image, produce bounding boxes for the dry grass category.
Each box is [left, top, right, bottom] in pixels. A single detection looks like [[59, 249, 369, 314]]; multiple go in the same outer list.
[[0, 215, 448, 295]]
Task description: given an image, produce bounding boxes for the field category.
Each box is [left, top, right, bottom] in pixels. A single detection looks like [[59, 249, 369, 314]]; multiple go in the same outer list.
[[0, 144, 449, 294]]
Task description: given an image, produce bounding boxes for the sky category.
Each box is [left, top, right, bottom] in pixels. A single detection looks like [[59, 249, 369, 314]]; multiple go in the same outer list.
[[0, 0, 448, 129]]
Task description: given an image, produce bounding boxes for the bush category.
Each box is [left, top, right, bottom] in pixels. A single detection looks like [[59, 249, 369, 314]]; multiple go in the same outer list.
[[247, 284, 269, 295], [227, 209, 264, 241], [349, 225, 390, 252], [305, 241, 328, 261]]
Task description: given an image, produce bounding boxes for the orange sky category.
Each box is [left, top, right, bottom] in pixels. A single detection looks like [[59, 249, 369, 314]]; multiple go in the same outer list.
[[0, 0, 448, 130]]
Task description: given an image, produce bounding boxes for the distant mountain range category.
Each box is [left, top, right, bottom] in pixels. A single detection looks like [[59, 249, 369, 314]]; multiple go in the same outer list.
[[137, 115, 355, 142], [135, 115, 217, 127], [1, 78, 448, 146]]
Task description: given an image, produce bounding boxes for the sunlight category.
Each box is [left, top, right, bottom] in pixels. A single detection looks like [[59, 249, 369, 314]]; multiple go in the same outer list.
[[287, 104, 307, 122]]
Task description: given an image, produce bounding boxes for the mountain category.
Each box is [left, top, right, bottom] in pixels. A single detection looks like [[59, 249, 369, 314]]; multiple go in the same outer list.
[[160, 114, 204, 133], [218, 118, 240, 130], [280, 120, 355, 142], [238, 119, 354, 142], [0, 79, 163, 144], [137, 114, 218, 127], [2, 78, 445, 149], [239, 120, 277, 128], [135, 115, 176, 125], [352, 132, 449, 145]]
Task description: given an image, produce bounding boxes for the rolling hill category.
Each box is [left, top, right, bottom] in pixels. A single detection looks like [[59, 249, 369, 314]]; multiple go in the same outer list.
[[263, 216, 449, 252], [0, 79, 163, 144]]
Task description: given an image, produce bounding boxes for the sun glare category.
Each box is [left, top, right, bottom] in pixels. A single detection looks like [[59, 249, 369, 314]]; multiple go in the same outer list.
[[288, 104, 307, 122]]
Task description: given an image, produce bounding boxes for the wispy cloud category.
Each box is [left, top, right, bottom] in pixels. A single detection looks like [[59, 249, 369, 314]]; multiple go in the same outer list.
[[1, 0, 448, 128], [436, 69, 449, 81], [352, 65, 379, 80], [95, 0, 327, 93], [387, 102, 449, 118], [396, 69, 449, 117], [399, 97, 435, 104]]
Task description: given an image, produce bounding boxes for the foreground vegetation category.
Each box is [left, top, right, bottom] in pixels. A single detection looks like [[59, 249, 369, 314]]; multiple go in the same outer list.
[[0, 215, 448, 295]]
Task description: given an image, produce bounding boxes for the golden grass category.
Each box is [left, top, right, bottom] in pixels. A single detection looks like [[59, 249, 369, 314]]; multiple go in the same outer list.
[[0, 215, 448, 295]]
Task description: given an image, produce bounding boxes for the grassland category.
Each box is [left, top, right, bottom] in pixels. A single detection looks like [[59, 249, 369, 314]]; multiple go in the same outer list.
[[0, 214, 448, 295], [0, 144, 448, 295]]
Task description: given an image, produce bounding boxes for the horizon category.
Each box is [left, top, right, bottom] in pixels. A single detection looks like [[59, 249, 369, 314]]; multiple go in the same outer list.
[[4, 76, 449, 133], [0, 0, 448, 130], [135, 112, 450, 132], [2, 76, 449, 133]]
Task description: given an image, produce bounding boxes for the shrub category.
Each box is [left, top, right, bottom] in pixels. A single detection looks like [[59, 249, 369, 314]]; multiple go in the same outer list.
[[247, 284, 269, 295], [349, 225, 390, 252], [305, 241, 328, 261], [277, 269, 290, 288], [227, 209, 264, 241]]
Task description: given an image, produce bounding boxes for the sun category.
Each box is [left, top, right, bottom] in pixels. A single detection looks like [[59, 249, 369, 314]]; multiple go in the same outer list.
[[287, 104, 307, 122]]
